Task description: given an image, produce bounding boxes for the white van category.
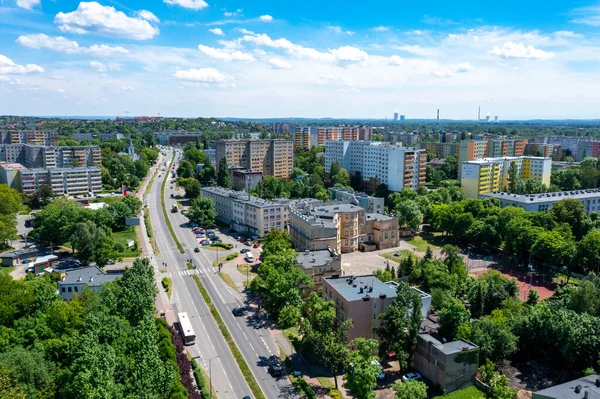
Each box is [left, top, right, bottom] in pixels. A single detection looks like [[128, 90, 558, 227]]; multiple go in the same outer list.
[[245, 252, 254, 263]]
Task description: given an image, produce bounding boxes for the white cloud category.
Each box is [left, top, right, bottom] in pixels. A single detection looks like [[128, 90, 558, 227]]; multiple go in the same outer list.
[[395, 45, 436, 57], [328, 26, 355, 36], [16, 0, 40, 10], [89, 61, 107, 73], [209, 28, 224, 36], [268, 58, 292, 69], [223, 8, 241, 17], [571, 4, 600, 26], [491, 42, 554, 60], [449, 62, 473, 73], [138, 10, 160, 23], [16, 34, 129, 57], [373, 26, 389, 32], [0, 54, 44, 75], [198, 45, 255, 62], [238, 28, 254, 35], [16, 34, 81, 53], [121, 85, 135, 91], [389, 55, 404, 66], [54, 2, 159, 40], [174, 68, 233, 85], [329, 46, 368, 65], [164, 0, 208, 10], [259, 15, 273, 22]]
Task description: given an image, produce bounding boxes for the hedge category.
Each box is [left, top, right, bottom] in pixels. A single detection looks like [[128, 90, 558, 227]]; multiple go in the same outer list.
[[160, 153, 184, 254]]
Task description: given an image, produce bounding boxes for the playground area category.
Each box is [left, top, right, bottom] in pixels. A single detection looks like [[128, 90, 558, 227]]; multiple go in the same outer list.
[[472, 267, 557, 301]]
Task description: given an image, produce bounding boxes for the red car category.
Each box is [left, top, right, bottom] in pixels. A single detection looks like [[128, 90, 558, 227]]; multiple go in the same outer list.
[[253, 242, 260, 248]]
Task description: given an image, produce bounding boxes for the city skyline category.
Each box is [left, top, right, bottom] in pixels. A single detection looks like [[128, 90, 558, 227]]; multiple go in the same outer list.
[[1, 1, 600, 119]]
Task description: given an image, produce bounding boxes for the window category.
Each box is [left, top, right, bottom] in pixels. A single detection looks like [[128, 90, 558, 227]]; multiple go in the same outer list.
[[74, 287, 78, 292], [61, 287, 65, 293], [68, 287, 72, 292]]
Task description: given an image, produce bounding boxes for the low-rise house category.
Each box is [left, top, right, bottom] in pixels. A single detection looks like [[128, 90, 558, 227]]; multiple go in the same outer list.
[[294, 248, 342, 293], [413, 333, 479, 393], [58, 266, 119, 300], [1, 248, 38, 266]]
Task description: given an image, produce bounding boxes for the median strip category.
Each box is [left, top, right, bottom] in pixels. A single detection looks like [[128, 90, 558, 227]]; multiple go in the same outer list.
[[160, 153, 185, 254], [192, 275, 266, 399]]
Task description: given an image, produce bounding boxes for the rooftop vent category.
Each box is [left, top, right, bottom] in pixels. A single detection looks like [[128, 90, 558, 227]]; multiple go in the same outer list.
[[89, 277, 94, 282], [77, 276, 82, 282], [575, 385, 582, 394], [596, 379, 600, 388], [379, 293, 387, 299]]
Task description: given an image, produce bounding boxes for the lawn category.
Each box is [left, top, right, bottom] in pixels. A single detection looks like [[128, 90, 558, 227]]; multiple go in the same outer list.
[[112, 227, 141, 258], [211, 255, 231, 267], [0, 266, 15, 275], [380, 249, 420, 264], [406, 235, 442, 252], [218, 272, 238, 291], [432, 386, 486, 399]]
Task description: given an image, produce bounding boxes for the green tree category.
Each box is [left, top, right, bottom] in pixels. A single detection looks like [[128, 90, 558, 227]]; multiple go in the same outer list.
[[178, 177, 201, 199], [344, 338, 380, 399], [0, 364, 26, 399], [440, 155, 458, 180], [395, 200, 423, 231], [333, 168, 351, 188], [187, 197, 217, 228], [217, 157, 232, 188], [176, 159, 195, 178], [527, 289, 540, 306], [462, 310, 518, 363], [507, 161, 519, 193], [577, 230, 600, 274], [393, 380, 427, 399], [70, 220, 108, 266], [438, 298, 470, 341], [549, 198, 590, 240], [29, 185, 54, 209]]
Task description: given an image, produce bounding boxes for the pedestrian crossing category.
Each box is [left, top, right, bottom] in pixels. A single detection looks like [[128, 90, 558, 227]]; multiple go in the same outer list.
[[176, 268, 206, 276]]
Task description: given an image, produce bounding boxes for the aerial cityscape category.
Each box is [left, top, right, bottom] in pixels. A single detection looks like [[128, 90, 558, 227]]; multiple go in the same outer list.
[[2, 1, 600, 399]]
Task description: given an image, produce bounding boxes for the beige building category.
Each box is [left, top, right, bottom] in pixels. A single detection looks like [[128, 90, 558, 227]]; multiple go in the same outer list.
[[365, 213, 399, 250], [294, 248, 342, 293], [200, 186, 288, 237], [413, 334, 479, 393], [215, 139, 294, 178], [0, 130, 58, 146]]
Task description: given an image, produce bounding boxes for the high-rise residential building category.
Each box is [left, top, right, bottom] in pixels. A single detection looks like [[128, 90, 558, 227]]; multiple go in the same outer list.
[[215, 139, 294, 179], [325, 140, 426, 192], [200, 186, 288, 237], [0, 131, 58, 146], [294, 126, 371, 149], [423, 142, 460, 158], [203, 148, 216, 166], [458, 139, 527, 178], [461, 156, 552, 198], [293, 127, 321, 150], [393, 112, 399, 121], [358, 126, 373, 141], [538, 136, 594, 161], [20, 166, 102, 196], [0, 162, 27, 190], [0, 144, 101, 169], [525, 143, 555, 158], [384, 132, 420, 146], [585, 141, 600, 159]]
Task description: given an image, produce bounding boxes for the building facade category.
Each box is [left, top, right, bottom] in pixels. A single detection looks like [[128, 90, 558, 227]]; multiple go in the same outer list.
[[325, 140, 426, 192], [20, 166, 102, 196], [461, 156, 552, 198], [294, 248, 342, 292], [215, 139, 294, 179], [0, 162, 26, 190], [58, 266, 118, 300], [154, 132, 203, 145], [203, 148, 216, 166], [0, 130, 58, 146], [481, 189, 600, 214], [328, 187, 384, 213], [384, 132, 420, 146], [423, 142, 460, 158], [230, 169, 263, 191], [200, 186, 288, 237], [0, 144, 101, 168], [365, 213, 399, 250]]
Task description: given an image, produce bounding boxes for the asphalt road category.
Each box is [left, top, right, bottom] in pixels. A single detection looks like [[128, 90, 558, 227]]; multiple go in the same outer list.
[[148, 149, 252, 399], [165, 152, 299, 399]]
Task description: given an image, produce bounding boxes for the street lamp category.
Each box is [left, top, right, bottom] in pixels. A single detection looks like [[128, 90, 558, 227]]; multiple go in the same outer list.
[[209, 355, 219, 399]]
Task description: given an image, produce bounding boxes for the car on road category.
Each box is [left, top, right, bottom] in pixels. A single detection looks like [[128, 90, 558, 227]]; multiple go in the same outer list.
[[202, 241, 211, 246], [402, 372, 422, 382], [240, 248, 250, 253], [232, 307, 246, 316], [253, 242, 260, 248], [268, 364, 283, 377], [194, 247, 200, 252], [244, 241, 252, 246]]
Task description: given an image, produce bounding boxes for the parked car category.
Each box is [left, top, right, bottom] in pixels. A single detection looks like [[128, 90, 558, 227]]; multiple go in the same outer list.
[[202, 241, 211, 246], [244, 241, 252, 246], [253, 242, 260, 248], [240, 248, 250, 253], [402, 372, 422, 382], [232, 307, 246, 316]]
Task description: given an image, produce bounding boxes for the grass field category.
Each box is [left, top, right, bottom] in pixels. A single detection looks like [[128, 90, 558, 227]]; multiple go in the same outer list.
[[406, 235, 442, 252], [218, 272, 238, 291], [0, 266, 16, 275], [237, 263, 257, 279], [380, 249, 420, 264], [112, 227, 141, 258], [432, 386, 486, 399]]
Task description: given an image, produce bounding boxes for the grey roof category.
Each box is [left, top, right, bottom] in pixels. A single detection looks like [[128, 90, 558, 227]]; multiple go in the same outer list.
[[418, 334, 478, 355], [59, 266, 118, 287], [482, 189, 600, 204], [312, 203, 364, 216], [325, 275, 397, 302], [295, 249, 338, 270], [366, 212, 395, 222], [201, 186, 284, 208], [1, 248, 38, 259], [534, 375, 600, 399]]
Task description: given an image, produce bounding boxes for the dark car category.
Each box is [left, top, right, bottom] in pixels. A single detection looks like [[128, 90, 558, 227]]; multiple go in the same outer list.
[[268, 364, 283, 377], [194, 247, 200, 252], [232, 307, 246, 317], [240, 248, 250, 253]]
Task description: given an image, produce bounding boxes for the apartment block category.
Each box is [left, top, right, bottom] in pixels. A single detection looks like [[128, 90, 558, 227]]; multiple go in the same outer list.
[[536, 136, 594, 161], [215, 139, 294, 178], [20, 166, 102, 196], [525, 143, 555, 158], [461, 156, 552, 198], [384, 132, 420, 146], [200, 186, 288, 237], [72, 133, 94, 142], [322, 276, 431, 341], [481, 189, 600, 214], [293, 127, 321, 150], [0, 162, 26, 190], [203, 149, 216, 166], [358, 127, 373, 141], [329, 187, 384, 213], [325, 140, 426, 192], [0, 130, 58, 146], [294, 248, 342, 292], [458, 139, 528, 178], [0, 144, 101, 168], [423, 142, 460, 158]]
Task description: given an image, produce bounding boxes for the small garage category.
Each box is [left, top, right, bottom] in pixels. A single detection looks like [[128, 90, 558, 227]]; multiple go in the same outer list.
[[1, 248, 39, 267]]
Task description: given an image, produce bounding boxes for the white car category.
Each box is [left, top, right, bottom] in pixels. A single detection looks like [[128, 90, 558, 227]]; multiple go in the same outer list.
[[402, 372, 422, 382]]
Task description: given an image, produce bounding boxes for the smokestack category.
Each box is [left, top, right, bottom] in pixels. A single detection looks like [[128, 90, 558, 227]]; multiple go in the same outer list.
[[437, 109, 440, 126], [478, 106, 481, 121]]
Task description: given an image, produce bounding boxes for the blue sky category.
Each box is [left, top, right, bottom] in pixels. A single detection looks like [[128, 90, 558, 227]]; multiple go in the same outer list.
[[1, 0, 600, 119]]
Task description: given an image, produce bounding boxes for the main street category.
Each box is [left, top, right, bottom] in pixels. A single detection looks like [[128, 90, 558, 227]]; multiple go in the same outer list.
[[148, 148, 252, 399], [164, 152, 299, 399]]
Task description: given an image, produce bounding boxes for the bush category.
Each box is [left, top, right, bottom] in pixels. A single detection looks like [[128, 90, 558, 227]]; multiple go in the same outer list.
[[330, 391, 341, 399], [166, 322, 202, 399], [191, 358, 210, 399], [226, 253, 238, 261], [212, 242, 233, 250], [294, 378, 317, 399]]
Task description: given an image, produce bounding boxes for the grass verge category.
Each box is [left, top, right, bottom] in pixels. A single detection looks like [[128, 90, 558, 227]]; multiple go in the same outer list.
[[161, 277, 172, 299], [192, 275, 265, 399], [0, 266, 16, 275], [212, 255, 231, 267], [186, 262, 194, 270], [160, 153, 184, 254], [237, 264, 257, 279], [432, 386, 485, 399], [144, 208, 159, 255], [207, 245, 229, 251], [218, 272, 238, 291], [112, 227, 141, 258], [380, 249, 419, 264]]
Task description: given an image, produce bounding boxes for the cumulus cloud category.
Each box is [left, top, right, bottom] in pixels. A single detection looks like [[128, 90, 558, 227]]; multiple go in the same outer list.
[[89, 61, 107, 73], [373, 26, 389, 32], [54, 2, 159, 40], [198, 45, 255, 62], [268, 58, 292, 69], [259, 15, 273, 22], [164, 0, 208, 10], [16, 34, 129, 57], [329, 46, 368, 65], [491, 42, 554, 60], [0, 54, 44, 75], [174, 68, 233, 85], [571, 4, 600, 26], [16, 0, 40, 10], [209, 28, 224, 36], [138, 10, 160, 23], [238, 28, 254, 35], [389, 55, 404, 66]]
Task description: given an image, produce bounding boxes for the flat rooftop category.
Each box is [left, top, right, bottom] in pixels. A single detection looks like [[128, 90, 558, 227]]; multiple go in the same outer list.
[[60, 266, 118, 287], [312, 203, 364, 216], [295, 249, 339, 270], [0, 248, 39, 259], [482, 189, 600, 204], [418, 333, 478, 355], [325, 275, 397, 302], [534, 375, 600, 399], [201, 186, 284, 208], [0, 162, 27, 171], [366, 212, 395, 222]]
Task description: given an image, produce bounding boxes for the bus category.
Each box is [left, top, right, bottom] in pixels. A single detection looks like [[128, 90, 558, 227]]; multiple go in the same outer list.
[[178, 312, 196, 346]]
